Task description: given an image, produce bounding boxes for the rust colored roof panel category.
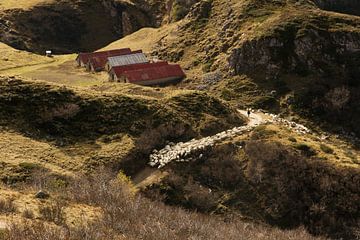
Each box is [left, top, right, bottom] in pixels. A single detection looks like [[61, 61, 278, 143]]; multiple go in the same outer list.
[[77, 48, 132, 65], [123, 64, 186, 84], [88, 50, 145, 71], [112, 62, 169, 77]]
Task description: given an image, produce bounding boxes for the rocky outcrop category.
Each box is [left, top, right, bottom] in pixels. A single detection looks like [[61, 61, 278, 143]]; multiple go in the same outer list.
[[228, 14, 360, 136], [228, 25, 360, 81], [313, 0, 360, 16]]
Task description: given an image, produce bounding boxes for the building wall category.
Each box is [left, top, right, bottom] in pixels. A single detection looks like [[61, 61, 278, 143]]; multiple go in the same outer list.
[[128, 76, 182, 86]]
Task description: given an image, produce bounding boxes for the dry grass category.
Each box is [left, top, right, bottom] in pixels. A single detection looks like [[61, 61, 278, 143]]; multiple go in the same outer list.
[[0, 0, 53, 10], [0, 199, 16, 214], [252, 124, 360, 168], [0, 43, 53, 71], [101, 23, 181, 54], [0, 43, 104, 88], [2, 171, 321, 240]]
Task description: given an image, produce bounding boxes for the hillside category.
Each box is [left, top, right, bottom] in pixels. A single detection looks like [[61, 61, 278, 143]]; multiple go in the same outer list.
[[101, 0, 360, 137], [0, 0, 54, 10], [0, 0, 164, 53], [0, 0, 359, 239], [0, 76, 244, 177], [153, 0, 360, 136]]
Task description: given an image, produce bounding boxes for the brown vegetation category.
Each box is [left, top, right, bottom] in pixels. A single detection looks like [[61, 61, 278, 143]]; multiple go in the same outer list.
[[145, 139, 360, 239], [2, 171, 320, 240], [0, 198, 16, 214]]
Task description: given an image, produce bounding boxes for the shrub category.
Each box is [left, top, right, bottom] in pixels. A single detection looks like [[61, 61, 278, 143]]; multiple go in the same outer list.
[[245, 140, 360, 238], [251, 125, 277, 139], [202, 62, 213, 73], [22, 209, 34, 219], [288, 137, 297, 142], [171, 2, 189, 21], [324, 86, 350, 111], [294, 143, 317, 157], [3, 170, 321, 240], [0, 198, 16, 214], [38, 201, 65, 225], [320, 144, 334, 154]]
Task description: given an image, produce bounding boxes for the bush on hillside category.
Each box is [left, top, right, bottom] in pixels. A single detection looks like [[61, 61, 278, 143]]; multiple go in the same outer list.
[[3, 170, 320, 240], [245, 141, 360, 239], [0, 198, 16, 214], [320, 144, 334, 154]]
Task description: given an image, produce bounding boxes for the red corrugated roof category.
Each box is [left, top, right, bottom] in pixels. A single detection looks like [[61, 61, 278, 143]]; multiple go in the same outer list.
[[112, 62, 169, 77], [77, 48, 132, 65], [130, 50, 143, 54], [88, 57, 107, 71], [87, 50, 144, 71], [123, 64, 186, 83]]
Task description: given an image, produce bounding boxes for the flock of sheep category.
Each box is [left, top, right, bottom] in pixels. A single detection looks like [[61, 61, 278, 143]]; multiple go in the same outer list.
[[264, 113, 311, 135], [149, 110, 312, 168], [149, 126, 253, 168]]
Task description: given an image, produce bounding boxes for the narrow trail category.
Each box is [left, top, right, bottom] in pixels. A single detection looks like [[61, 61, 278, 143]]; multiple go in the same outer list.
[[148, 110, 267, 169], [134, 110, 264, 188], [133, 167, 167, 189], [238, 110, 267, 127], [135, 110, 312, 188]]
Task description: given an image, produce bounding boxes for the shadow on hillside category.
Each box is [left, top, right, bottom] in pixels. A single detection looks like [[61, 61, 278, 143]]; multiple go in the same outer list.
[[144, 140, 360, 239]]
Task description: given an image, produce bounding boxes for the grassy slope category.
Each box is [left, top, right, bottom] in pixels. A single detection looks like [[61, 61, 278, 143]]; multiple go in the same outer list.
[[101, 23, 181, 53], [144, 123, 360, 238], [0, 74, 248, 239], [0, 43, 54, 71], [0, 0, 53, 10], [0, 43, 110, 87], [0, 76, 244, 180]]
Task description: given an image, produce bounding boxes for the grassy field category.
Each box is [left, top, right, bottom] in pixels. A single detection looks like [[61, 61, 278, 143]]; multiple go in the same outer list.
[[0, 43, 107, 87]]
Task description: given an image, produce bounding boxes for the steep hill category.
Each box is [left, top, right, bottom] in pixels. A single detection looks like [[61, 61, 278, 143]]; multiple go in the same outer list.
[[144, 123, 360, 238], [0, 0, 162, 53], [0, 76, 244, 179], [127, 0, 360, 137]]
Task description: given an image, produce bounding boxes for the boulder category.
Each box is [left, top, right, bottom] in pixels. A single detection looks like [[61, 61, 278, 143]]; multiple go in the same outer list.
[[35, 190, 50, 199]]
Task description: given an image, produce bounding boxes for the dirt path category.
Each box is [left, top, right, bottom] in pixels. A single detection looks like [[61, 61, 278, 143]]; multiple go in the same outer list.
[[133, 167, 168, 189], [149, 110, 269, 168], [134, 109, 312, 188], [238, 110, 266, 127], [133, 110, 267, 188]]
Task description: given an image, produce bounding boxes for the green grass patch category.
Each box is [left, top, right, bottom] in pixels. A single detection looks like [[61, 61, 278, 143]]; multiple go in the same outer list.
[[320, 144, 334, 154], [251, 125, 277, 139]]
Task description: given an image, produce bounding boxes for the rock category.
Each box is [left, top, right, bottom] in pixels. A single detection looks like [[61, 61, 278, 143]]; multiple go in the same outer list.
[[35, 190, 50, 199], [313, 0, 360, 16]]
